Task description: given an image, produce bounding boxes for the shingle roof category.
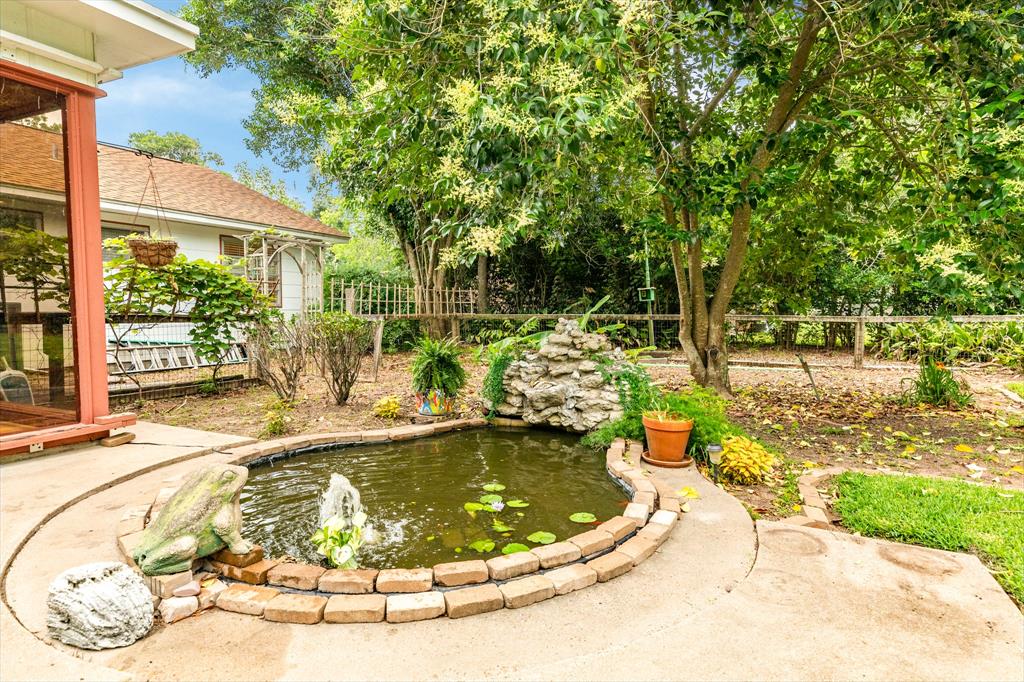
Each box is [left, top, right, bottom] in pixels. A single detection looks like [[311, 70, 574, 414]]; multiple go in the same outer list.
[[0, 123, 344, 239]]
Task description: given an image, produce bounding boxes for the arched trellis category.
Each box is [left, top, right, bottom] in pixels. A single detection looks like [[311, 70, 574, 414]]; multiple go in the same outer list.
[[242, 230, 326, 315]]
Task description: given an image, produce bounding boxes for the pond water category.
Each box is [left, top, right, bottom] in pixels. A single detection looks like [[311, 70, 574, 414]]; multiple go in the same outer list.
[[240, 428, 628, 569]]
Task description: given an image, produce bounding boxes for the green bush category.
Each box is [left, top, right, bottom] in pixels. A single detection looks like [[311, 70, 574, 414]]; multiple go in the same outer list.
[[382, 319, 419, 352], [580, 363, 742, 454], [874, 321, 1024, 370], [411, 337, 467, 396], [311, 312, 373, 405]]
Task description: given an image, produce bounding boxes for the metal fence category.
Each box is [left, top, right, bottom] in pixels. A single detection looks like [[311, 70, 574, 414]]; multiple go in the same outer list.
[[106, 316, 259, 403]]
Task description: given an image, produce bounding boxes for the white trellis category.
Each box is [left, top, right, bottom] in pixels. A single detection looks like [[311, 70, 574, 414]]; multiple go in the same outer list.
[[242, 230, 326, 315]]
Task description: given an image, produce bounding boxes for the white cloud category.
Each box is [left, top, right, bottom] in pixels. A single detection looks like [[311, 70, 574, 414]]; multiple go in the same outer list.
[[102, 72, 253, 118]]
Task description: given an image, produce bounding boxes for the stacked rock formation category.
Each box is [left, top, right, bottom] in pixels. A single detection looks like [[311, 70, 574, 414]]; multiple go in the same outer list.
[[491, 319, 625, 432]]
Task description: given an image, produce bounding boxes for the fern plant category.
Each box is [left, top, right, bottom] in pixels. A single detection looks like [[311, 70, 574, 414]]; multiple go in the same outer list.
[[411, 336, 467, 396]]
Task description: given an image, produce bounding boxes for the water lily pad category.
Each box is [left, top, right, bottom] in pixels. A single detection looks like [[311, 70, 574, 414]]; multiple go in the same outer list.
[[426, 535, 436, 542], [491, 521, 513, 532], [479, 494, 503, 505], [501, 543, 530, 555], [454, 547, 463, 553], [468, 539, 495, 553], [482, 483, 506, 492], [464, 502, 485, 512], [506, 499, 530, 508], [527, 531, 556, 545], [569, 512, 596, 523]]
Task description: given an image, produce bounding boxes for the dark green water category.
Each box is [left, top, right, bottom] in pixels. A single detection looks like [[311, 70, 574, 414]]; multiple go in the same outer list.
[[240, 429, 628, 569]]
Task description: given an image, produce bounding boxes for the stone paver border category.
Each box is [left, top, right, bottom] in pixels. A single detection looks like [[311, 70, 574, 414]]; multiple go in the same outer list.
[[783, 466, 847, 531], [116, 419, 682, 625]]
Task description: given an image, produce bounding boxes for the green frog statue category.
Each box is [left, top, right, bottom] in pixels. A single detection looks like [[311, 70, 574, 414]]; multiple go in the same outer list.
[[132, 463, 254, 575]]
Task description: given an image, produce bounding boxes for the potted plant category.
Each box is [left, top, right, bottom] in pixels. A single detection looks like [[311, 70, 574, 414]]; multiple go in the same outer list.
[[641, 401, 694, 467], [411, 336, 466, 416], [126, 234, 178, 267]]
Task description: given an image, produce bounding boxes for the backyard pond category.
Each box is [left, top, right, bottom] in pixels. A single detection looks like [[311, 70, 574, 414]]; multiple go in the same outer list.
[[240, 428, 628, 568]]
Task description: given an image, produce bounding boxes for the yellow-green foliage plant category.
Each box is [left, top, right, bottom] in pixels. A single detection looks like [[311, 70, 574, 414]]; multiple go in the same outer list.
[[373, 395, 401, 420], [719, 435, 774, 484]]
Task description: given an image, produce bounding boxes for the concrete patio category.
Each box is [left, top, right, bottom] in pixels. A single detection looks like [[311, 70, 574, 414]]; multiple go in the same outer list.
[[1, 422, 1021, 681]]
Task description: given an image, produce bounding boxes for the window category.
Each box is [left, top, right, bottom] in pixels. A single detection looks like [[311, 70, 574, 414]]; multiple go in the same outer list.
[[101, 223, 149, 262], [221, 235, 281, 306], [0, 207, 43, 232]]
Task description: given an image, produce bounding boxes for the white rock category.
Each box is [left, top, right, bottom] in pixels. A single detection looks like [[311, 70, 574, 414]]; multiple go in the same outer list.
[[158, 596, 198, 623], [47, 562, 153, 650]]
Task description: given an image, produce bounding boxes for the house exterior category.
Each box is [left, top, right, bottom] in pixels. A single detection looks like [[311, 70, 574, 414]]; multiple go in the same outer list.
[[3, 123, 347, 318], [0, 1, 199, 455]]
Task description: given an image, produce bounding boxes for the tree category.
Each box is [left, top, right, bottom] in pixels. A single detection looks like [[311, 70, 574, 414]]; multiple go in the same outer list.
[[127, 129, 224, 167], [233, 161, 304, 212]]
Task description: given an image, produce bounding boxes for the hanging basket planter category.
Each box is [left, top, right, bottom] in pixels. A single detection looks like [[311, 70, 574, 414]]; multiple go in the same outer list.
[[127, 238, 178, 267]]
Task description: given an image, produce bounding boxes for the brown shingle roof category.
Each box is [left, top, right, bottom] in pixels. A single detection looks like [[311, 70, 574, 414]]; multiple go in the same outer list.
[[1, 123, 344, 239]]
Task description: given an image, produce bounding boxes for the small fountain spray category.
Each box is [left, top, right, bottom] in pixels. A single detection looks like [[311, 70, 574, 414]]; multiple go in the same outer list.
[[311, 473, 371, 569]]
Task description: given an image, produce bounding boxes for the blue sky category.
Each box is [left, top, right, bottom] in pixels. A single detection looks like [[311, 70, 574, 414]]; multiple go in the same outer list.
[[95, 1, 314, 209]]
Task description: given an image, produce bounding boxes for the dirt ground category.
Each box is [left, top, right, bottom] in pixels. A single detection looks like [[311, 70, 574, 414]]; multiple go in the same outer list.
[[134, 347, 1024, 520]]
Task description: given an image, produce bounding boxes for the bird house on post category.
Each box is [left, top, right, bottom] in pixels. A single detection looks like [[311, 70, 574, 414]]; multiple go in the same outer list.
[[637, 287, 656, 303]]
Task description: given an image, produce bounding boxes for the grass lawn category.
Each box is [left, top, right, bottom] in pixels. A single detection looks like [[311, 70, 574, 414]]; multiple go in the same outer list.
[[833, 472, 1024, 605]]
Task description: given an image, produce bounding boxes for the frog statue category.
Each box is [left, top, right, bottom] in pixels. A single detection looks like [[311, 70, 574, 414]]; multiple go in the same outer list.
[[132, 463, 254, 575]]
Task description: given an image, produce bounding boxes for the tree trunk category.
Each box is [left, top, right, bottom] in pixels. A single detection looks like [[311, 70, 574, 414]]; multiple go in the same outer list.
[[476, 253, 488, 313]]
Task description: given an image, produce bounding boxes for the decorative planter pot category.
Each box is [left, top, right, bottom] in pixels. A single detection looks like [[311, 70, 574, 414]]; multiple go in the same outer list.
[[641, 413, 694, 467], [416, 389, 455, 416], [127, 239, 178, 267]]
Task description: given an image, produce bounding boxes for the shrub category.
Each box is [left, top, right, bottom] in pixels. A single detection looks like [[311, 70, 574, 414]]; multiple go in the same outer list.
[[581, 364, 742, 455], [410, 337, 466, 396], [874, 321, 1024, 371], [311, 312, 372, 405], [901, 358, 973, 408], [481, 347, 516, 411], [719, 435, 774, 484], [260, 398, 292, 438], [247, 314, 310, 402], [373, 395, 401, 419]]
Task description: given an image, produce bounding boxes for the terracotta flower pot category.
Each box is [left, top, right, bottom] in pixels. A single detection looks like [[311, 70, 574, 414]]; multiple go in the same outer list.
[[642, 412, 694, 464]]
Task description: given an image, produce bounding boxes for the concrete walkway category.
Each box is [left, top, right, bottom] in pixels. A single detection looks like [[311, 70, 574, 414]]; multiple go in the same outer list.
[[2, 428, 1022, 681]]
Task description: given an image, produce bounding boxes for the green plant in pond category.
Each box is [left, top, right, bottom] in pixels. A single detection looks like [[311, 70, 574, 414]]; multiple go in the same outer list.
[[491, 521, 513, 532], [901, 358, 973, 408], [411, 336, 467, 396], [506, 499, 529, 508], [569, 512, 596, 523], [468, 539, 495, 553], [310, 511, 367, 569], [502, 543, 530, 554], [527, 531, 556, 544], [482, 483, 505, 492], [479, 494, 502, 505]]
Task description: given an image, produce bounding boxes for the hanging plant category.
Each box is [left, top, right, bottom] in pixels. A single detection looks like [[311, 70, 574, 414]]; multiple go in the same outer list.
[[126, 236, 178, 267]]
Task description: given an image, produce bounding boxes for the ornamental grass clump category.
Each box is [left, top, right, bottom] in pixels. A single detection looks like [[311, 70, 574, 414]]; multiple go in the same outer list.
[[719, 435, 774, 484], [902, 358, 973, 408]]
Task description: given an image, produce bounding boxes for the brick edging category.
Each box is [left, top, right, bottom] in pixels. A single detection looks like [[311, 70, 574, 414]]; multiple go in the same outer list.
[[780, 466, 847, 531], [117, 424, 681, 625]]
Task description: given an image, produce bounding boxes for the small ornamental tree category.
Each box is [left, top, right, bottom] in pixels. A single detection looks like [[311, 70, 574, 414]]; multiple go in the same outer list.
[[246, 313, 310, 403], [310, 312, 373, 405], [103, 238, 272, 389]]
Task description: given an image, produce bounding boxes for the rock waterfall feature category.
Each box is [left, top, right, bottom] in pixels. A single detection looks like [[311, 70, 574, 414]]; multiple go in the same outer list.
[[490, 319, 626, 432]]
